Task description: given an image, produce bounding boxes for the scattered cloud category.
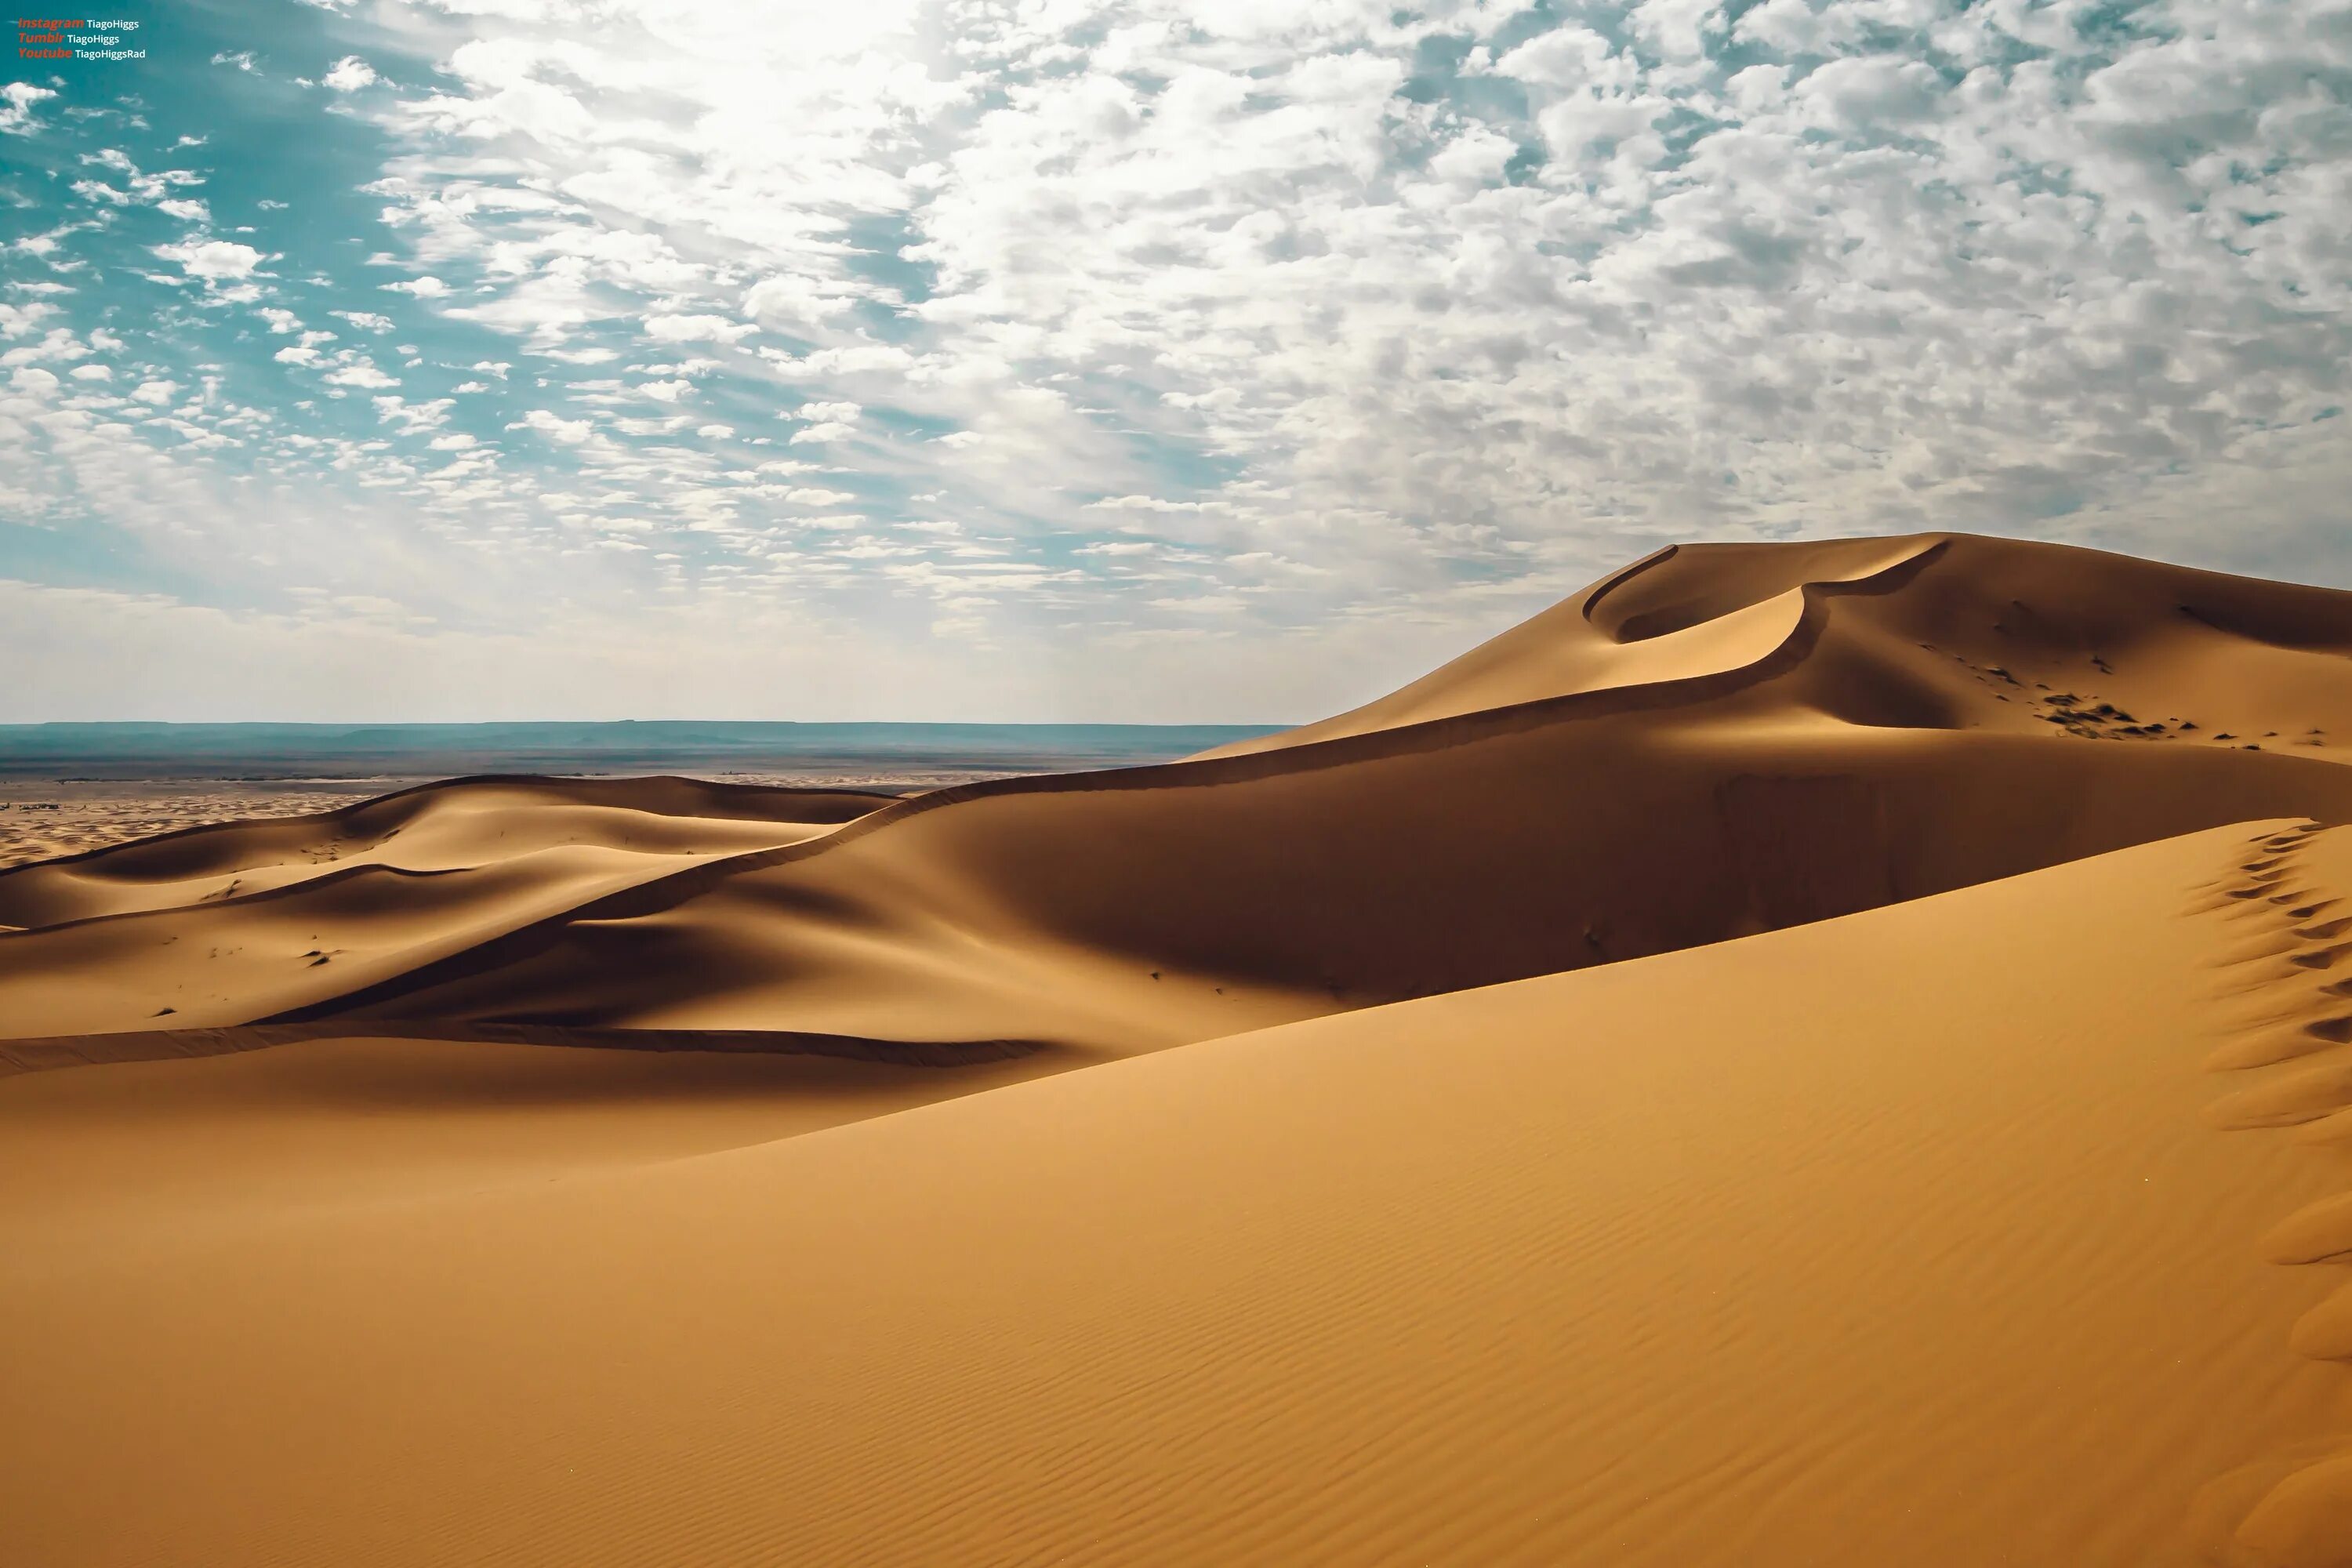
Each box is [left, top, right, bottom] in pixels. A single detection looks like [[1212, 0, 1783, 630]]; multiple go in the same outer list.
[[324, 56, 380, 93], [644, 314, 754, 345], [0, 82, 55, 136], [2, 0, 2349, 720], [507, 408, 593, 445], [152, 240, 266, 281]]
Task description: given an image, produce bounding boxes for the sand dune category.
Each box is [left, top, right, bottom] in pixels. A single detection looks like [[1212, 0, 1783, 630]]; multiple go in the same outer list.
[[1204, 532, 2352, 753], [0, 774, 887, 927], [7, 532, 2352, 1565], [9, 822, 2352, 1564], [0, 778, 887, 1036], [5, 532, 2347, 1054]]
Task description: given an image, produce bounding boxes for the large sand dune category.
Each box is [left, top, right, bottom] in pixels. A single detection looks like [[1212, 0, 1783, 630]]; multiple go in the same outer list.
[[9, 821, 2352, 1564], [4, 532, 2349, 1051], [6, 532, 2352, 1564]]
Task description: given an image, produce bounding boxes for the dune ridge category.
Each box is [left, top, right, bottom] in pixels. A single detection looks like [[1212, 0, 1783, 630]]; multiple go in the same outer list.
[[0, 1021, 1048, 1081], [176, 535, 2352, 1041], [7, 533, 2352, 1054], [0, 774, 891, 928]]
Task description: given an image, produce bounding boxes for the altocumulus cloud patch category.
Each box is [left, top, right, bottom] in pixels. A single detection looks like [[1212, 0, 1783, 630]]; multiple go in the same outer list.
[[0, 0, 2348, 720]]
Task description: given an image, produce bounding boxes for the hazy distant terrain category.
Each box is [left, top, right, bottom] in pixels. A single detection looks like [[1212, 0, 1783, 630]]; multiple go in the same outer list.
[[0, 723, 1277, 867], [0, 723, 1280, 782]]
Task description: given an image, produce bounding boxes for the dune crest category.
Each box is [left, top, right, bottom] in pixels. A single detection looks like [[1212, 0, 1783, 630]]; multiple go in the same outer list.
[[5, 532, 2349, 1059]]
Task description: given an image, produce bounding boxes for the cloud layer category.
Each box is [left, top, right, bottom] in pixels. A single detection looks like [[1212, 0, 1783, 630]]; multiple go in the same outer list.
[[2, 0, 2348, 720]]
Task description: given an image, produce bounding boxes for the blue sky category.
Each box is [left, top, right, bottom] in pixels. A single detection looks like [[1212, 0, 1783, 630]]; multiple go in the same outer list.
[[3, 0, 2349, 720]]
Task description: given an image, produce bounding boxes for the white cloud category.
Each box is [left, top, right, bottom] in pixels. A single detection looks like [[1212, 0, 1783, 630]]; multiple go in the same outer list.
[[0, 303, 55, 337], [644, 314, 754, 345], [744, 274, 855, 326], [1, 328, 90, 367], [1797, 55, 1945, 128], [1087, 495, 1235, 515], [374, 395, 454, 433], [322, 361, 400, 389], [507, 408, 593, 444], [9, 0, 2352, 724], [129, 379, 179, 405], [0, 82, 56, 136], [152, 241, 266, 281], [325, 56, 380, 93]]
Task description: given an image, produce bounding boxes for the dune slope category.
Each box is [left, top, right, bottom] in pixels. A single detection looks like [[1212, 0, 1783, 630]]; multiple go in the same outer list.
[[9, 822, 2352, 1565], [0, 777, 888, 1036], [3, 532, 2350, 1066]]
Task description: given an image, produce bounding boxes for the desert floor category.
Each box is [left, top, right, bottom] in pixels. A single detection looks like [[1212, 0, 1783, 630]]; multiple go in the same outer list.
[[8, 532, 2352, 1566]]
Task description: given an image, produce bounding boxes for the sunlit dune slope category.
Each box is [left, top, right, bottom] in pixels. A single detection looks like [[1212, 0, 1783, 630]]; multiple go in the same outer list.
[[0, 1031, 1061, 1269], [11, 822, 2352, 1565], [1200, 530, 2352, 754], [0, 774, 887, 928], [0, 777, 887, 1036], [4, 532, 2350, 1050]]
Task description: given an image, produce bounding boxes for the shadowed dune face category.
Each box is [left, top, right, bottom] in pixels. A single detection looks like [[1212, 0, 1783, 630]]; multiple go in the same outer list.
[[3, 532, 2351, 1054], [0, 779, 892, 1037], [0, 775, 888, 930]]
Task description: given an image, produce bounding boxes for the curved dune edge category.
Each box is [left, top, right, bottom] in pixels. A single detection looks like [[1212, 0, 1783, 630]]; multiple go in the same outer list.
[[0, 780, 911, 1040], [0, 1022, 1050, 1081], [8, 530, 2352, 1048], [1579, 533, 1940, 644], [1576, 539, 1680, 623], [0, 775, 894, 931], [1189, 534, 1947, 758], [1, 774, 898, 876], [260, 528, 2352, 1036], [9, 822, 2352, 1565], [253, 540, 1959, 1027]]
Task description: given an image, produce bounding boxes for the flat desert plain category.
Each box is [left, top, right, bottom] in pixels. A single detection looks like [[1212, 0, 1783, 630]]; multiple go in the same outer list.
[[9, 532, 2352, 1566]]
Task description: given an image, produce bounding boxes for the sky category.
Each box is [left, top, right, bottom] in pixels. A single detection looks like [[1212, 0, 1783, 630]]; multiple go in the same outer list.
[[2, 0, 2348, 722]]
